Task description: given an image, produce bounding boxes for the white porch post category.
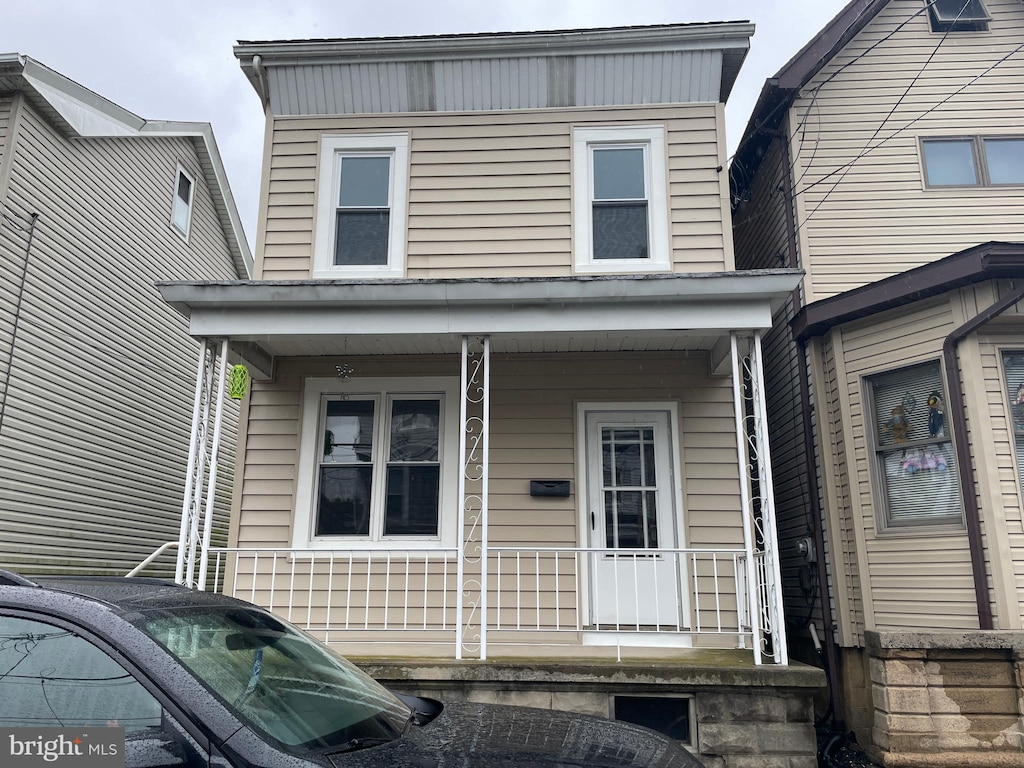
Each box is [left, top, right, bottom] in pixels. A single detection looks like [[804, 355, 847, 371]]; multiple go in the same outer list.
[[175, 339, 227, 589], [732, 331, 789, 665], [455, 335, 490, 660], [749, 331, 788, 665], [730, 333, 763, 663], [198, 339, 230, 591]]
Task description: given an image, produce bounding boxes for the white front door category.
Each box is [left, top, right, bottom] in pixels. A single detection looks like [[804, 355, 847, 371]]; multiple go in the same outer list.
[[585, 410, 683, 627]]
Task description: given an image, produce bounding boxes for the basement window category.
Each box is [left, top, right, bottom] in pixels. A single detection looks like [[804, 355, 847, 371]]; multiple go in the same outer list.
[[927, 0, 990, 32], [612, 695, 694, 745]]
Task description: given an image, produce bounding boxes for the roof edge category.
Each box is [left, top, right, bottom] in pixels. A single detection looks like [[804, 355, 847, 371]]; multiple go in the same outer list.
[[792, 242, 1024, 341]]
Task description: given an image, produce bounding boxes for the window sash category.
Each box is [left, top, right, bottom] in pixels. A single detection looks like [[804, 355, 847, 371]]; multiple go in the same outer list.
[[922, 136, 1024, 188], [314, 393, 443, 540], [589, 143, 651, 261], [171, 167, 194, 237], [867, 361, 963, 528]]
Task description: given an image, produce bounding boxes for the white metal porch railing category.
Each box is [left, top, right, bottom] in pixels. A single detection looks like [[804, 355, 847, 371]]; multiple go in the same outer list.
[[200, 546, 756, 657]]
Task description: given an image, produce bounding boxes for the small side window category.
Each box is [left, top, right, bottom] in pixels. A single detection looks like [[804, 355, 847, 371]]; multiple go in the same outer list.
[[927, 0, 989, 32], [866, 361, 963, 530], [171, 165, 195, 240]]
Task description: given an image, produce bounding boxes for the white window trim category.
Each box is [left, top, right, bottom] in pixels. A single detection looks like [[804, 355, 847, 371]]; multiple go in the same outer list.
[[313, 133, 409, 279], [572, 125, 670, 274], [293, 376, 460, 550], [171, 164, 194, 241]]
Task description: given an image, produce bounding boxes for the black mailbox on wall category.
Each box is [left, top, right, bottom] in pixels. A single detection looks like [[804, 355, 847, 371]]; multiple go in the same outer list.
[[530, 480, 571, 497]]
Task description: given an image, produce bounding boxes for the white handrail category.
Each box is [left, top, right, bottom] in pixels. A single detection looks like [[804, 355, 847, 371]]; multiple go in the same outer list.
[[126, 542, 179, 578]]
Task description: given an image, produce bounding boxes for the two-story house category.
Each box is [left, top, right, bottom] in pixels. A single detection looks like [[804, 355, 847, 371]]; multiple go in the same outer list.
[[0, 55, 251, 577], [732, 0, 1024, 764], [158, 24, 823, 766]]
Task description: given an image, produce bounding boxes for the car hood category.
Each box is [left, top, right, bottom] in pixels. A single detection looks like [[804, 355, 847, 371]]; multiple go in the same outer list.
[[328, 701, 702, 768]]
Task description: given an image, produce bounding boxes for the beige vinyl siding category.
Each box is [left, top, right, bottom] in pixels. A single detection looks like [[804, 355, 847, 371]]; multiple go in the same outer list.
[[976, 320, 1024, 629], [259, 105, 730, 279], [0, 94, 21, 406], [233, 352, 745, 639], [0, 101, 238, 576], [834, 296, 979, 631], [789, 0, 1024, 302]]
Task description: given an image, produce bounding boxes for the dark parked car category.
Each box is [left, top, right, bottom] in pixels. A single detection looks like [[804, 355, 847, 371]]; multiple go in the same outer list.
[[0, 570, 702, 767]]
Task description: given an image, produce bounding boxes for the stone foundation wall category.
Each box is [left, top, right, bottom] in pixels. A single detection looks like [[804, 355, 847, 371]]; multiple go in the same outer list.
[[862, 631, 1024, 767], [359, 658, 823, 768]]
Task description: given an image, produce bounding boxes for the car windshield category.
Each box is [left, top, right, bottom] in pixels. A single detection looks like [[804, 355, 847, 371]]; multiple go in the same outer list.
[[131, 606, 411, 753]]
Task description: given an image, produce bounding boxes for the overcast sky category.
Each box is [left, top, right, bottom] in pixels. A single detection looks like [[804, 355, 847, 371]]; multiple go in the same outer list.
[[3, 1, 849, 248]]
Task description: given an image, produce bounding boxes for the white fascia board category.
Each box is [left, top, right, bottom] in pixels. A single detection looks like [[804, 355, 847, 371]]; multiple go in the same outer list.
[[22, 63, 145, 137], [186, 300, 774, 338], [159, 270, 802, 311], [235, 23, 755, 66]]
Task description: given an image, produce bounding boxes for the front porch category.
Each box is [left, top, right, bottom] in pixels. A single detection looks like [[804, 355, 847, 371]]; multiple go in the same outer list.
[[156, 272, 801, 667]]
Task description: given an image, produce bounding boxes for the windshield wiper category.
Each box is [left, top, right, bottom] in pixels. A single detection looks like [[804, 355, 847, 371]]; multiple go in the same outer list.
[[332, 737, 393, 754]]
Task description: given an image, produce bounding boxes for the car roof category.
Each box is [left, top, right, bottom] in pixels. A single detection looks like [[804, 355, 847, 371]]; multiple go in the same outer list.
[[3, 572, 255, 614]]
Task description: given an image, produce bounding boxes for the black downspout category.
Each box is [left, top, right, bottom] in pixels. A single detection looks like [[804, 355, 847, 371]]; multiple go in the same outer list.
[[775, 130, 845, 723], [942, 284, 1024, 631]]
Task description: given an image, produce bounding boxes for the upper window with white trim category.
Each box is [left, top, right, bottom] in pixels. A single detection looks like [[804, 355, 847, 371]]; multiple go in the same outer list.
[[293, 377, 459, 549], [314, 134, 409, 279], [171, 165, 194, 240], [572, 126, 670, 273], [926, 0, 990, 32]]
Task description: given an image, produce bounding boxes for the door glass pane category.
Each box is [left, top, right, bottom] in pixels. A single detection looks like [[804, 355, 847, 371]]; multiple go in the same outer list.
[[339, 156, 390, 207], [602, 426, 659, 549], [984, 139, 1024, 185], [384, 465, 440, 535], [592, 202, 649, 260], [922, 140, 978, 186], [335, 210, 390, 266], [593, 147, 645, 199], [0, 616, 162, 731], [390, 400, 439, 461]]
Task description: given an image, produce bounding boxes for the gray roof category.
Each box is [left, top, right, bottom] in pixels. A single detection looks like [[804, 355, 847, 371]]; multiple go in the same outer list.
[[0, 53, 252, 279]]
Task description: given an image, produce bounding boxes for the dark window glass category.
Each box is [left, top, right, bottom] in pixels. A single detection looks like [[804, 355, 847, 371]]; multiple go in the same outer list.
[[317, 466, 373, 535], [384, 465, 440, 535], [335, 210, 390, 266], [0, 615, 161, 731], [592, 202, 649, 260], [929, 0, 989, 31], [613, 696, 691, 743]]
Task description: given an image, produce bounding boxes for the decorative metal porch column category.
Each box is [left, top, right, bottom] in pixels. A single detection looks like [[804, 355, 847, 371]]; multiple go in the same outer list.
[[731, 332, 788, 665], [175, 338, 230, 589], [455, 336, 490, 659]]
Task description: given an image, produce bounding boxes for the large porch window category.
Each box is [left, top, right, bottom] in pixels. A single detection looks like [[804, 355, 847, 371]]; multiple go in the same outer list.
[[293, 377, 460, 549]]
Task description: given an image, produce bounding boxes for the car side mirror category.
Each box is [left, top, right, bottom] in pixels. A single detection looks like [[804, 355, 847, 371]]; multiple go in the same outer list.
[[125, 731, 188, 768]]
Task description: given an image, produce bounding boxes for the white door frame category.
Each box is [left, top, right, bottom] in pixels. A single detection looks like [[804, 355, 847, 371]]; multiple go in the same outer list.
[[575, 401, 689, 629]]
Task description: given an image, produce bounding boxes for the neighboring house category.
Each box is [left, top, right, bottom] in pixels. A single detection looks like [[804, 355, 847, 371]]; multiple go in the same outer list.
[[0, 55, 251, 577], [159, 24, 823, 766], [732, 0, 1024, 764]]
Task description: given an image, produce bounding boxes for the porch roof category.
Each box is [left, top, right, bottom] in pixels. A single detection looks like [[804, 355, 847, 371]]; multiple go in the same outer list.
[[157, 270, 801, 371]]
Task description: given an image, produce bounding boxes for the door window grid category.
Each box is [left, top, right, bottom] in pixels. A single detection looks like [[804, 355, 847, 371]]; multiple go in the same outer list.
[[601, 427, 659, 549]]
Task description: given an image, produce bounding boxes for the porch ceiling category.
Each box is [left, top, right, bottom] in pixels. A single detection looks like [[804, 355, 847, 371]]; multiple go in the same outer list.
[[157, 270, 802, 367]]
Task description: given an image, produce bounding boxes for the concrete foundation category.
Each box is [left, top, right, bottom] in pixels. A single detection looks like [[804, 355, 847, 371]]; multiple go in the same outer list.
[[356, 654, 824, 768], [855, 631, 1024, 767]]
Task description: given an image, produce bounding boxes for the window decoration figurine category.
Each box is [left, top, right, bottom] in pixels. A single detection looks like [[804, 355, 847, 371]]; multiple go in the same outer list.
[[927, 391, 945, 437], [886, 405, 911, 442]]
